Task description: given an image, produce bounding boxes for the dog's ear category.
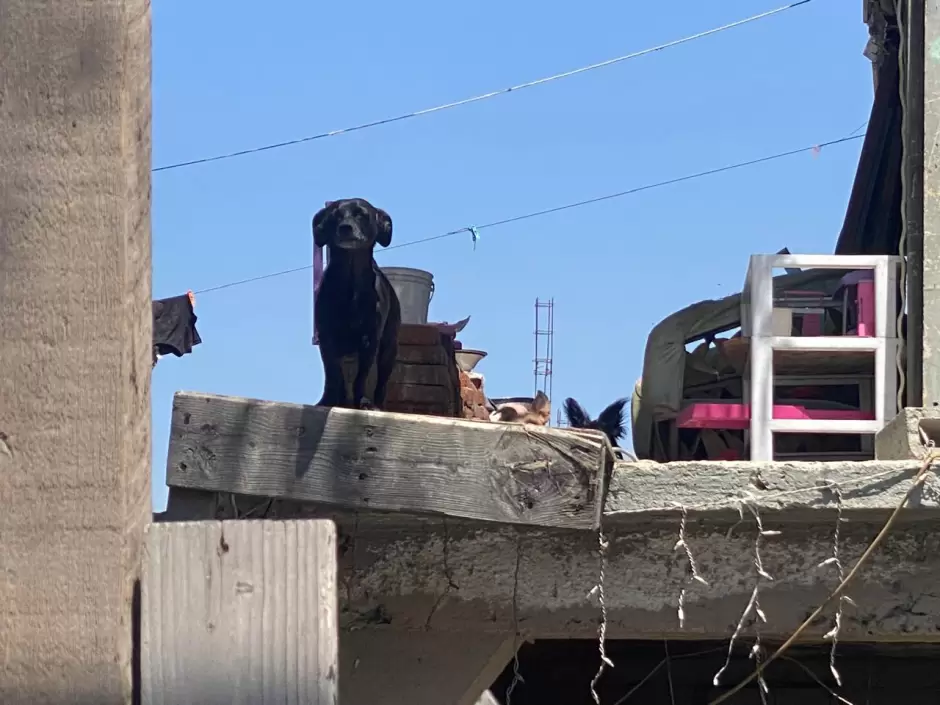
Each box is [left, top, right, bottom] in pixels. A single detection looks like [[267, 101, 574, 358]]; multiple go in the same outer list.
[[529, 391, 551, 424], [313, 202, 337, 248], [532, 391, 550, 414], [596, 398, 628, 442], [374, 207, 393, 248], [564, 397, 590, 428]]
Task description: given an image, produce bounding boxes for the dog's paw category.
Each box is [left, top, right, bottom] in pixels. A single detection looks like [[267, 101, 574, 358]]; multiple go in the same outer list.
[[357, 397, 376, 411]]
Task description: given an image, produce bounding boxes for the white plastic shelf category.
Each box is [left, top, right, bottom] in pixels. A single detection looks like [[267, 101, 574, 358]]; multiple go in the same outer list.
[[742, 253, 901, 461]]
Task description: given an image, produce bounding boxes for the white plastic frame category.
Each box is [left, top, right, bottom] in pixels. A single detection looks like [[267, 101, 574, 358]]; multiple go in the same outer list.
[[742, 254, 901, 461]]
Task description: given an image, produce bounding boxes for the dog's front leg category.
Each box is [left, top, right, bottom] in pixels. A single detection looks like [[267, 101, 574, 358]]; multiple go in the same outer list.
[[317, 343, 348, 408], [373, 326, 399, 411], [353, 333, 379, 410], [372, 356, 392, 410]]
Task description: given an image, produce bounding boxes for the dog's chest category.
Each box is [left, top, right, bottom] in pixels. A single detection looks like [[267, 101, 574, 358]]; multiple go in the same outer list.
[[347, 290, 381, 326], [319, 274, 385, 347]]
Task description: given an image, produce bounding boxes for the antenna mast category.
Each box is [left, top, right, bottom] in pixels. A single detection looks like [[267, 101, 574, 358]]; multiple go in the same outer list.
[[534, 298, 555, 424]]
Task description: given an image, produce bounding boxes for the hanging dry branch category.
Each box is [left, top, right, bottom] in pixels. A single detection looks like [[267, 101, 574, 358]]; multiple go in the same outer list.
[[672, 503, 708, 628], [707, 453, 939, 705]]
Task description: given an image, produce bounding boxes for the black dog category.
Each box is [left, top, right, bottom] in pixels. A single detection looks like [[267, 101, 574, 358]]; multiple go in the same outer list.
[[563, 397, 628, 446], [313, 198, 401, 410]]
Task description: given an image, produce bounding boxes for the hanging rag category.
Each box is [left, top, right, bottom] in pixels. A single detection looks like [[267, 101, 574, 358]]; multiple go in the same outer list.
[[152, 292, 202, 367]]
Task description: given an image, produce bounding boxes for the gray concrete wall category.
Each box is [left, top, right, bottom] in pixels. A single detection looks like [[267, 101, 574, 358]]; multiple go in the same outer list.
[[337, 519, 940, 641], [0, 2, 152, 702], [922, 0, 940, 405], [162, 485, 940, 642]]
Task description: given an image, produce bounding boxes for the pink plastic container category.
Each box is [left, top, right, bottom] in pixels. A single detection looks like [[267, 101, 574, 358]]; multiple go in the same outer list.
[[676, 402, 872, 430]]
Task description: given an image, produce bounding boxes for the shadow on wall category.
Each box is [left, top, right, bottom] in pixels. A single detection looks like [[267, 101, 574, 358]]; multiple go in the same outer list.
[[488, 639, 940, 705]]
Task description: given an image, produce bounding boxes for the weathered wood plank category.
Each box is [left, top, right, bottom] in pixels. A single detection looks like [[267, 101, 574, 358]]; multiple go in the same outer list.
[[389, 362, 455, 386], [398, 344, 449, 365], [382, 401, 459, 417], [386, 383, 455, 405], [162, 458, 940, 528], [141, 520, 338, 705], [166, 391, 608, 529], [397, 323, 447, 346]]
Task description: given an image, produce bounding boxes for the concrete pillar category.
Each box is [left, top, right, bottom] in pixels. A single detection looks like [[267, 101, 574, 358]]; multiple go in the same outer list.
[[922, 0, 940, 405], [903, 0, 926, 407], [0, 2, 152, 703]]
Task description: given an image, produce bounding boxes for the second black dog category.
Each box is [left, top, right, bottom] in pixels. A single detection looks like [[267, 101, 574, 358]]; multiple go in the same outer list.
[[313, 198, 401, 410], [563, 397, 629, 446]]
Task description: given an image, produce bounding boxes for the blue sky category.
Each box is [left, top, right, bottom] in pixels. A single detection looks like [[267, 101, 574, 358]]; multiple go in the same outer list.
[[151, 0, 873, 510]]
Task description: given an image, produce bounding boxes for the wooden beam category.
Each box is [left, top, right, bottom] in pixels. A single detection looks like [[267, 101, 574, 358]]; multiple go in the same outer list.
[[162, 458, 940, 530], [165, 391, 609, 530], [141, 520, 339, 705], [340, 632, 516, 705], [455, 638, 518, 705], [0, 2, 152, 702]]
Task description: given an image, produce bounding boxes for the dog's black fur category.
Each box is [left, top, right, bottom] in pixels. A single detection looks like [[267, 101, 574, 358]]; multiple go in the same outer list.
[[564, 397, 628, 445], [313, 198, 401, 410]]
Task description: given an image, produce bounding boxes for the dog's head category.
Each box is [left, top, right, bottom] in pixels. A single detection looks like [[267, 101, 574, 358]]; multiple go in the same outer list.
[[313, 198, 393, 252], [490, 391, 551, 426], [564, 397, 628, 445]]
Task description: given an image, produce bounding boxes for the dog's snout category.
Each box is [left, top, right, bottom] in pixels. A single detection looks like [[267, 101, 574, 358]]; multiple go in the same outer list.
[[326, 204, 376, 251]]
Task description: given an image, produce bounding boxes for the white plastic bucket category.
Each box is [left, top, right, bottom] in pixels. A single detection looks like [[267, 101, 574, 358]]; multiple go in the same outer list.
[[381, 267, 434, 324]]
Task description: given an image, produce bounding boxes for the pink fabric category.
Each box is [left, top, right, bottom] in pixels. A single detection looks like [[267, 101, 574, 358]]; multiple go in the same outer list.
[[838, 269, 876, 337], [781, 290, 825, 336], [676, 402, 873, 430], [800, 312, 823, 336], [856, 279, 874, 337]]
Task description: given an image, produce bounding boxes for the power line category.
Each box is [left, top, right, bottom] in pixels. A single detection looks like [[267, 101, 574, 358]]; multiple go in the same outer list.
[[847, 120, 869, 137], [154, 0, 814, 173], [192, 132, 864, 295]]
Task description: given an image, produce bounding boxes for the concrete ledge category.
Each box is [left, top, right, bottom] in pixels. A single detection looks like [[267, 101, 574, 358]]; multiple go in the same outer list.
[[605, 459, 940, 523], [157, 489, 940, 641], [332, 520, 940, 642], [876, 407, 940, 459]]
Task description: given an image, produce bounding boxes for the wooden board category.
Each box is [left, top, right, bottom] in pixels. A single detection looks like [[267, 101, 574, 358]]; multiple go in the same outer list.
[[389, 362, 454, 386], [386, 383, 455, 405], [440, 334, 462, 408], [165, 391, 609, 529], [141, 520, 338, 705], [397, 344, 449, 365], [382, 401, 460, 417], [397, 323, 447, 346]]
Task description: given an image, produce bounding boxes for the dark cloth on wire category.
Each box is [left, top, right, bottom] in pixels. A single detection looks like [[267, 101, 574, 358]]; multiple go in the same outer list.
[[152, 294, 202, 367]]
